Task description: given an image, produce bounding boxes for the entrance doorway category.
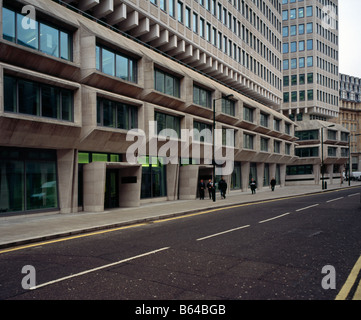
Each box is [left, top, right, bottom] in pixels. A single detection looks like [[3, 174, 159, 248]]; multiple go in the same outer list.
[[105, 169, 119, 209]]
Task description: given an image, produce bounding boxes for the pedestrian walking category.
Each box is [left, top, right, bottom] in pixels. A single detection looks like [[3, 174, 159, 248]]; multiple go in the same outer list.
[[218, 177, 227, 199], [250, 178, 257, 194], [198, 179, 205, 200], [270, 177, 276, 192], [207, 179, 214, 200]]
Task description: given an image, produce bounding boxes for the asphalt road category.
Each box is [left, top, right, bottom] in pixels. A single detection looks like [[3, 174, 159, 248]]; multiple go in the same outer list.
[[1, 187, 361, 303]]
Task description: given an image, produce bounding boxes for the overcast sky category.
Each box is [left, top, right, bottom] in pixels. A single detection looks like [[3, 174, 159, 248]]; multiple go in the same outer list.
[[339, 0, 361, 77]]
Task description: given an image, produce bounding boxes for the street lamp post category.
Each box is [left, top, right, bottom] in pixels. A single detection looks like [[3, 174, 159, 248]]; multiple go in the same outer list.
[[212, 94, 233, 202]]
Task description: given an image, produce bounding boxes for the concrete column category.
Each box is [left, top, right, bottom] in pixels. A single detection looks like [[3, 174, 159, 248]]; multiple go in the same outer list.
[[241, 161, 250, 192], [166, 164, 179, 201], [83, 162, 106, 212], [280, 164, 286, 187], [179, 165, 199, 200], [256, 163, 264, 190], [313, 164, 320, 185], [118, 165, 142, 207], [57, 149, 77, 214]]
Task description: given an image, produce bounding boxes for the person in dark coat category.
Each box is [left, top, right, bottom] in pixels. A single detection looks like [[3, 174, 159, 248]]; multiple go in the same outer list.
[[218, 177, 227, 199], [207, 179, 214, 200], [198, 179, 206, 200], [250, 178, 257, 194], [270, 177, 276, 191]]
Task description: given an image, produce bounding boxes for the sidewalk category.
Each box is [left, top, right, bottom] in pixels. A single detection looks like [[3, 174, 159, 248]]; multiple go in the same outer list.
[[1, 182, 360, 250]]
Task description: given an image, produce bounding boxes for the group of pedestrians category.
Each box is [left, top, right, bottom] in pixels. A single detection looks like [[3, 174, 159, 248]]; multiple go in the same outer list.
[[198, 177, 277, 199], [198, 177, 228, 200]]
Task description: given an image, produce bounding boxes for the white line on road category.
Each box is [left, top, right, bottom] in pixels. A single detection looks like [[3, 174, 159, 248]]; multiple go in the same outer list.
[[348, 193, 360, 197], [196, 225, 250, 241], [296, 204, 319, 212], [258, 213, 291, 224], [30, 247, 170, 290], [326, 197, 344, 203]]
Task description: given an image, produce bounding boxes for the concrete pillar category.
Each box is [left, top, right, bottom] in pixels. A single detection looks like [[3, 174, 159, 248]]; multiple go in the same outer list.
[[241, 161, 250, 192], [167, 164, 179, 201], [313, 164, 320, 185], [257, 163, 264, 190], [280, 164, 286, 187], [83, 162, 106, 212], [57, 149, 77, 214], [179, 165, 199, 200], [118, 165, 142, 207]]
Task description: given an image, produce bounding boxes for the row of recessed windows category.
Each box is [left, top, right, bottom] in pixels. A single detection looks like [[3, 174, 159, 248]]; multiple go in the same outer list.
[[282, 6, 313, 21], [283, 39, 313, 53], [282, 22, 313, 36], [283, 90, 314, 103], [283, 56, 313, 70], [149, 0, 282, 89]]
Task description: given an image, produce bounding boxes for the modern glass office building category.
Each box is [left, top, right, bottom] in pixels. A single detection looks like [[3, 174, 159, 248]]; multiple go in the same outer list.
[[0, 0, 300, 216]]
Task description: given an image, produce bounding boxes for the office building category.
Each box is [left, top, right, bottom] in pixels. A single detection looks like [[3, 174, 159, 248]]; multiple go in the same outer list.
[[0, 0, 298, 216], [332, 73, 361, 172], [281, 0, 349, 186]]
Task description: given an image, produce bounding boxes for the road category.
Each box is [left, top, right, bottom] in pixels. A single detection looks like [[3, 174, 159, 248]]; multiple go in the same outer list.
[[1, 187, 361, 303]]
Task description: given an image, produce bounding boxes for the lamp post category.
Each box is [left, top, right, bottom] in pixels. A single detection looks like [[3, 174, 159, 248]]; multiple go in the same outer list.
[[212, 94, 233, 202], [321, 124, 335, 190]]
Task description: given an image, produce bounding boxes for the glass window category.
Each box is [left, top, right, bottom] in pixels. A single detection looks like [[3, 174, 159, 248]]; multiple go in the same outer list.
[[155, 112, 180, 138], [102, 48, 115, 77], [243, 106, 254, 122], [2, 7, 15, 42], [155, 69, 180, 98], [222, 97, 235, 116], [17, 12, 38, 50], [40, 23, 59, 57], [244, 133, 254, 149], [4, 75, 73, 121], [0, 148, 58, 214], [193, 121, 212, 143], [97, 97, 138, 130], [193, 85, 211, 108], [2, 7, 71, 61]]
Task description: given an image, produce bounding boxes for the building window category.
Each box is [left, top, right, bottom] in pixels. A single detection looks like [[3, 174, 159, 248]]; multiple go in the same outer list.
[[295, 147, 319, 158], [274, 141, 281, 154], [222, 128, 235, 147], [0, 147, 58, 214], [96, 45, 137, 83], [2, 6, 72, 61], [154, 69, 180, 98], [243, 133, 254, 150], [295, 130, 319, 141], [222, 97, 235, 116], [193, 121, 212, 143], [155, 112, 180, 138], [328, 147, 337, 157], [4, 75, 73, 121], [260, 137, 269, 152], [260, 113, 269, 128], [193, 85, 212, 108], [97, 97, 138, 130], [243, 106, 254, 123], [286, 165, 313, 175], [139, 156, 167, 199]]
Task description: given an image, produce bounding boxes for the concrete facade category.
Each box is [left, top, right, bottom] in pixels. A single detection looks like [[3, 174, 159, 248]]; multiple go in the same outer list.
[[0, 0, 299, 216]]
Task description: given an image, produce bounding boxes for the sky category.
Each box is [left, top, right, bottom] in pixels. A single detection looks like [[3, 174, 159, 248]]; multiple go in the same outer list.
[[338, 0, 361, 77]]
